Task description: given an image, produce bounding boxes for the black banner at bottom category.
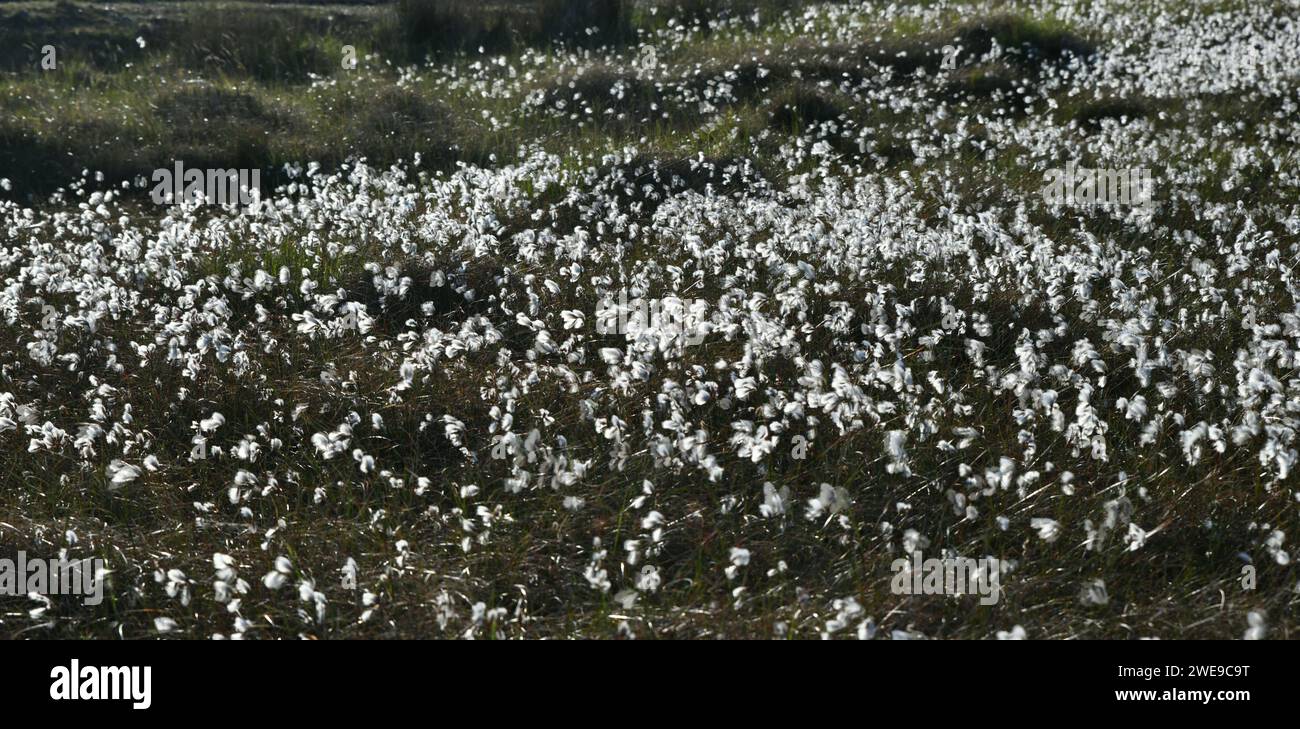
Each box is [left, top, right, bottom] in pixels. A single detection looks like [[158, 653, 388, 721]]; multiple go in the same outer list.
[[0, 640, 1286, 717]]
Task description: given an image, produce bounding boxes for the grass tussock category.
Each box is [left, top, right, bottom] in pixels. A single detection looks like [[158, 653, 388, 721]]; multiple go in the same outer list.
[[769, 84, 848, 131], [383, 0, 522, 59], [1073, 97, 1155, 130], [162, 8, 337, 82], [954, 14, 1098, 67]]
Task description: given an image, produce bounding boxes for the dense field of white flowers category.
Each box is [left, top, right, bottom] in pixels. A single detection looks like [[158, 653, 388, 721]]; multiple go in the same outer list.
[[2, 0, 1299, 638]]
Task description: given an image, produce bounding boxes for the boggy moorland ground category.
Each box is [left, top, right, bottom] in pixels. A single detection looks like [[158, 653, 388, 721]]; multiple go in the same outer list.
[[1, 0, 1299, 638]]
